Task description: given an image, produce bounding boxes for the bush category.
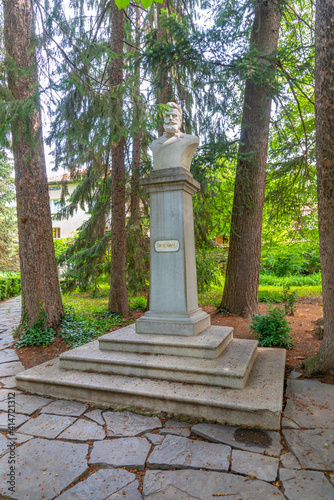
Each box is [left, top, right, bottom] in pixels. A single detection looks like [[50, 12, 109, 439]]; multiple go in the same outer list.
[[249, 306, 294, 349], [283, 284, 297, 316], [54, 236, 75, 260], [196, 249, 222, 293], [0, 275, 21, 301], [17, 307, 56, 347], [129, 296, 147, 310], [259, 273, 321, 287], [258, 289, 284, 303], [60, 304, 124, 348], [261, 243, 320, 276]]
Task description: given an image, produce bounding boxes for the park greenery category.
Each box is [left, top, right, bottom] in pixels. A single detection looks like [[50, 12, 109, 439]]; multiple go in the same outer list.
[[0, 1, 333, 370]]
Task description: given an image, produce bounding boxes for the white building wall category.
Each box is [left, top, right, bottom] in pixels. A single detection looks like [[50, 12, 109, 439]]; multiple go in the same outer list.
[[49, 182, 89, 239]]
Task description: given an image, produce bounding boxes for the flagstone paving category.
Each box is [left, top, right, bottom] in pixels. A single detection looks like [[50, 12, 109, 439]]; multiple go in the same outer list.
[[58, 418, 106, 441], [231, 449, 279, 482], [192, 422, 282, 456], [0, 393, 51, 415], [143, 469, 286, 499], [147, 434, 231, 471], [0, 438, 89, 500], [18, 413, 77, 439], [57, 469, 140, 500], [103, 410, 162, 437], [89, 437, 151, 469], [279, 468, 334, 500], [40, 398, 89, 417], [0, 296, 333, 499], [159, 418, 191, 437]]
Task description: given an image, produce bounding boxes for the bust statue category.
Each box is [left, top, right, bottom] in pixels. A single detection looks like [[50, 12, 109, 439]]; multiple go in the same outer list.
[[150, 102, 199, 171]]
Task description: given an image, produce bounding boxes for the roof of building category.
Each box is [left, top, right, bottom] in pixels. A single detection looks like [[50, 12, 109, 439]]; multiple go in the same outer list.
[[48, 171, 86, 184]]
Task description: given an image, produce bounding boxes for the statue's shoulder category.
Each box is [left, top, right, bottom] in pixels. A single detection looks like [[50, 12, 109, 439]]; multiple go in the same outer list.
[[178, 132, 200, 146], [150, 137, 162, 152]]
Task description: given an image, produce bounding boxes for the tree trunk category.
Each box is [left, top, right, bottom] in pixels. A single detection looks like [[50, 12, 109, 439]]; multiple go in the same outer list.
[[220, 0, 281, 318], [130, 4, 141, 227], [157, 0, 169, 136], [108, 1, 130, 317], [3, 0, 63, 333], [303, 0, 334, 375]]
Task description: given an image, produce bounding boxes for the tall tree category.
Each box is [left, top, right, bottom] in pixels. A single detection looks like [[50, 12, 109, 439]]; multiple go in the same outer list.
[[108, 1, 130, 316], [0, 151, 18, 270], [3, 0, 63, 332], [220, 0, 281, 318], [130, 4, 142, 226], [303, 0, 334, 375]]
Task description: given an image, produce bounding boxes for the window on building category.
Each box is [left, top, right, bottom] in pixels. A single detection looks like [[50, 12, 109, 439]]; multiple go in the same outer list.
[[53, 227, 61, 239], [50, 199, 62, 214]]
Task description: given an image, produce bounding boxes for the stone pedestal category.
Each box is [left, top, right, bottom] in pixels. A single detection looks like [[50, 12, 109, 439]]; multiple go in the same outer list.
[[135, 167, 210, 336]]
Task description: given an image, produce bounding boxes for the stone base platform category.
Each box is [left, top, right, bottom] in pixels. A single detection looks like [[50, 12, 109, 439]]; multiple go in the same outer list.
[[99, 325, 233, 359], [58, 337, 258, 389], [135, 308, 211, 336], [16, 348, 286, 430]]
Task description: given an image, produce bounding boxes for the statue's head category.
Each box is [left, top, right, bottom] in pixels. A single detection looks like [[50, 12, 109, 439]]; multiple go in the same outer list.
[[163, 102, 182, 134]]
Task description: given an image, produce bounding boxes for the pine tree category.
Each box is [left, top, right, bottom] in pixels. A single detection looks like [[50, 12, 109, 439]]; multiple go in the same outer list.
[[303, 0, 334, 375], [220, 0, 281, 317], [0, 151, 18, 270], [3, 0, 63, 332]]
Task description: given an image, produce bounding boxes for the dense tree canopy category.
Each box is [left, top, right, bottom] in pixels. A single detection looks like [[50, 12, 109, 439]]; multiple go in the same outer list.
[[0, 0, 322, 352]]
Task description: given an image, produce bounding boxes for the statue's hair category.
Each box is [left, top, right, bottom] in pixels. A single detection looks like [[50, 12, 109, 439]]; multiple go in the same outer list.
[[166, 102, 182, 122]]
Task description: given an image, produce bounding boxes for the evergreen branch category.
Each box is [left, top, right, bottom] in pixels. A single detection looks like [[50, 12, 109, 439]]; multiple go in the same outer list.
[[277, 61, 314, 105], [275, 94, 306, 171], [282, 1, 315, 32]]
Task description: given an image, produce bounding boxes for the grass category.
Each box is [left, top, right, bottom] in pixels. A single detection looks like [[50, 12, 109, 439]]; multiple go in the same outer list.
[[259, 272, 322, 287], [17, 275, 321, 348], [0, 271, 20, 277], [197, 282, 322, 309]]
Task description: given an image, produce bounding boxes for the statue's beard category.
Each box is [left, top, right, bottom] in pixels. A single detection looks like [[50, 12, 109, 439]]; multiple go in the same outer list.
[[164, 124, 180, 133]]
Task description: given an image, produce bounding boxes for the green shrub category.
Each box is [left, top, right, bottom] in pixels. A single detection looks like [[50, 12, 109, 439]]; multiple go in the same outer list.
[[258, 289, 284, 303], [259, 273, 321, 287], [129, 296, 147, 310], [0, 276, 21, 301], [249, 306, 293, 349], [283, 284, 297, 316], [54, 236, 75, 260], [18, 307, 56, 347], [196, 249, 222, 293], [261, 243, 320, 276], [60, 304, 124, 348]]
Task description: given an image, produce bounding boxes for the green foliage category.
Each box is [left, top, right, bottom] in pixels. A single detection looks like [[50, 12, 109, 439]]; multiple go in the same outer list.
[[115, 0, 163, 10], [249, 306, 294, 349], [60, 304, 124, 348], [53, 237, 75, 259], [0, 275, 21, 301], [261, 242, 320, 277], [258, 289, 285, 303], [283, 284, 297, 316], [196, 249, 222, 293], [0, 150, 18, 271], [18, 307, 56, 347], [259, 273, 321, 287], [126, 224, 150, 294], [129, 296, 147, 310], [258, 284, 321, 301]]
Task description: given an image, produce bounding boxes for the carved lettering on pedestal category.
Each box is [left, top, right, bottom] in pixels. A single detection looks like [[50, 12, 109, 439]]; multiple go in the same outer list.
[[154, 240, 180, 252]]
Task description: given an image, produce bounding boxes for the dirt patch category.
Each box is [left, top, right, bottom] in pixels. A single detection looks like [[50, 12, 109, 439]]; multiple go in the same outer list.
[[206, 298, 323, 374], [16, 298, 324, 379]]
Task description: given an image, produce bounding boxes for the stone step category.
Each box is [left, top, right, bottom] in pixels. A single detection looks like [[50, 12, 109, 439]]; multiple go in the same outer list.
[[58, 338, 258, 389], [99, 325, 233, 359], [15, 348, 286, 430]]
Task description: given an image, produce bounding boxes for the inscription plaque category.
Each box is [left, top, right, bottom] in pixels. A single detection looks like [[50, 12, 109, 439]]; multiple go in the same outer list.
[[154, 240, 180, 253]]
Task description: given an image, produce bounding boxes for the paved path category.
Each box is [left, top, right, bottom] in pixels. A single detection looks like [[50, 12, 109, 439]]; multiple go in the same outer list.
[[0, 296, 333, 499]]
